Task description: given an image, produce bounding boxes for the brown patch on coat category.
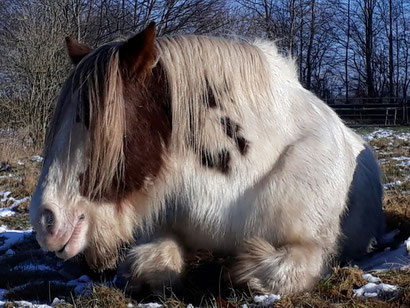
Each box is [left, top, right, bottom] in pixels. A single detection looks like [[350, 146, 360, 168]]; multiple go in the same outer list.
[[118, 64, 172, 197], [76, 23, 172, 203], [78, 63, 172, 202]]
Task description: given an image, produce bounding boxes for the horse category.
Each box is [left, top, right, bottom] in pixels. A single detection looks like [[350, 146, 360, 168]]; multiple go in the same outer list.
[[29, 22, 385, 295]]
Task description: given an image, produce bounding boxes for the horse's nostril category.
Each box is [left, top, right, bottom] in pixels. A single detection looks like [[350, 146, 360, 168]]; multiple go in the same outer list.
[[40, 208, 55, 235]]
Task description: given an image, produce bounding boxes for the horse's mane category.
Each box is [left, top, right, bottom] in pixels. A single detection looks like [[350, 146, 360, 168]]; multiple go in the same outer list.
[[47, 35, 277, 200], [46, 43, 125, 200], [156, 36, 272, 152]]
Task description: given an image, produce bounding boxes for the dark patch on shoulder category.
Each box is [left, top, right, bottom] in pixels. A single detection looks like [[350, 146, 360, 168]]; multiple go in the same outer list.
[[220, 117, 250, 155], [200, 149, 231, 174]]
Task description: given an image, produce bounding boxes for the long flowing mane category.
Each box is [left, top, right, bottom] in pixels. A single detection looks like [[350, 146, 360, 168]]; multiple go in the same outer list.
[[46, 43, 126, 200], [46, 35, 289, 200], [156, 36, 274, 152]]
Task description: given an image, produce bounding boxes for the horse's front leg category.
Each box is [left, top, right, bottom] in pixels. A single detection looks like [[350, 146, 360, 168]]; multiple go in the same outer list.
[[231, 237, 327, 295], [119, 237, 185, 292]]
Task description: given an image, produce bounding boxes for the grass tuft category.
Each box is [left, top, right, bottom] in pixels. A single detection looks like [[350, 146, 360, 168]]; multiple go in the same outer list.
[[73, 285, 130, 308]]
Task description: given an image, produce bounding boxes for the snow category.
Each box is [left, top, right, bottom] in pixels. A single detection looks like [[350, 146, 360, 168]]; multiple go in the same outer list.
[[362, 273, 381, 283], [0, 289, 62, 308], [253, 294, 281, 306], [354, 238, 410, 272], [31, 155, 43, 162], [0, 288, 6, 300], [137, 303, 163, 308], [406, 237, 410, 254], [0, 299, 53, 307], [0, 191, 11, 202], [0, 225, 33, 252], [383, 180, 402, 189], [391, 156, 410, 167], [392, 156, 410, 161], [396, 160, 410, 167], [363, 128, 410, 142], [0, 196, 31, 217], [0, 208, 16, 217], [353, 273, 399, 299], [354, 276, 399, 299], [0, 173, 18, 179]]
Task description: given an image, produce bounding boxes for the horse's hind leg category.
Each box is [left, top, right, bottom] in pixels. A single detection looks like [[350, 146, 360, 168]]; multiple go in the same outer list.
[[119, 237, 185, 292], [231, 237, 326, 295]]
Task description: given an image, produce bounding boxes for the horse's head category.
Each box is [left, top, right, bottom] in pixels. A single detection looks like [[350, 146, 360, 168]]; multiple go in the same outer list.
[[29, 23, 171, 268]]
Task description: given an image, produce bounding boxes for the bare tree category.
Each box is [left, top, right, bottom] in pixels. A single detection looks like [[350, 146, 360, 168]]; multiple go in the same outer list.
[[305, 0, 316, 90], [0, 0, 73, 145]]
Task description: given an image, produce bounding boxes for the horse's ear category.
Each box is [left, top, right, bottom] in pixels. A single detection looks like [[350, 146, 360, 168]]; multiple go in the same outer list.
[[119, 22, 156, 78], [65, 37, 92, 65]]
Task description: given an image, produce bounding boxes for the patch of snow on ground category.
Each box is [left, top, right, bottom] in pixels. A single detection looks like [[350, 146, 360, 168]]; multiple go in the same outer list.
[[0, 225, 33, 252], [383, 180, 403, 189], [0, 287, 59, 308], [362, 273, 381, 283], [0, 191, 12, 202], [406, 237, 410, 254], [396, 160, 410, 167], [354, 273, 399, 299], [391, 156, 410, 167], [354, 238, 410, 271], [0, 173, 19, 180], [0, 195, 31, 217], [31, 155, 43, 162], [0, 288, 6, 300], [137, 303, 163, 308], [0, 299, 53, 307], [253, 294, 281, 306], [362, 128, 410, 142]]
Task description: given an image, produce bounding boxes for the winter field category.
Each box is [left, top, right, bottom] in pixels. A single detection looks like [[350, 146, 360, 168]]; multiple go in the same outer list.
[[0, 127, 409, 307]]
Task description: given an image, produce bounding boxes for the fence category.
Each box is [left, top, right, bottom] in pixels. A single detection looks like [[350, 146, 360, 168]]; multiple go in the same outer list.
[[326, 97, 409, 126]]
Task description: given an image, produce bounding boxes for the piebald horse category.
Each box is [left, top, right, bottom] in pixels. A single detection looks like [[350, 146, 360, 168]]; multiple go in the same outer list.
[[30, 23, 385, 294]]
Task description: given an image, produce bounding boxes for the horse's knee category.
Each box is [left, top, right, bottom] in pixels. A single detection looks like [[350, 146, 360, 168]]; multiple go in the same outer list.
[[231, 237, 326, 294], [119, 237, 185, 292]]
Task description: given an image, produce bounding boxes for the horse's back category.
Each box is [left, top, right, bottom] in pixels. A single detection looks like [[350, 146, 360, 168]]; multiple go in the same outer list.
[[339, 145, 385, 262]]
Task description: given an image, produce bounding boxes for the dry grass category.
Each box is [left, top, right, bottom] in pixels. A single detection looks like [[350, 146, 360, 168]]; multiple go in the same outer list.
[[0, 128, 41, 229], [0, 126, 409, 307], [72, 286, 131, 308], [384, 193, 410, 242], [274, 267, 410, 308]]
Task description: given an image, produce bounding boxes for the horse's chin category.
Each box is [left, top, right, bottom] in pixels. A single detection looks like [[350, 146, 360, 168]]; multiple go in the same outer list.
[[54, 218, 88, 260]]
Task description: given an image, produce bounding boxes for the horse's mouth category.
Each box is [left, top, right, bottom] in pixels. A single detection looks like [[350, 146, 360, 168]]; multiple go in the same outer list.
[[57, 244, 66, 254], [55, 214, 86, 260]]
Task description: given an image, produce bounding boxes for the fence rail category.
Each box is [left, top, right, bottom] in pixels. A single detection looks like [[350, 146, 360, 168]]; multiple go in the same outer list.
[[326, 98, 409, 126]]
